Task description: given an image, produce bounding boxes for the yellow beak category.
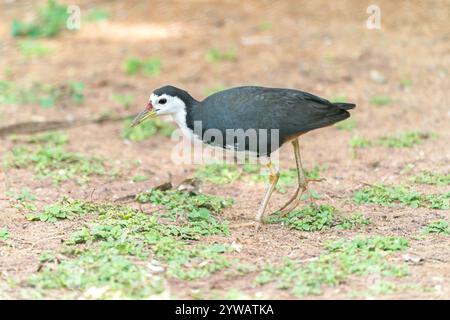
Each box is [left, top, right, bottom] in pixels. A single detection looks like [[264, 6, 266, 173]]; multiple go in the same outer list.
[[130, 103, 157, 127]]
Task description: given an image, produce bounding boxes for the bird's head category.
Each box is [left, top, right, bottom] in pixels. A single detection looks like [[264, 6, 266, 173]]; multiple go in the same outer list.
[[131, 85, 194, 127]]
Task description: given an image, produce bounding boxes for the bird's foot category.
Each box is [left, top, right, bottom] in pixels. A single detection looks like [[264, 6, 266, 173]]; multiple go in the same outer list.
[[272, 199, 301, 217]]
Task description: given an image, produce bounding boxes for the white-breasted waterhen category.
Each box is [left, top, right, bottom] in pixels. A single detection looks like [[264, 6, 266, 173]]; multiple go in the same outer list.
[[131, 85, 355, 226]]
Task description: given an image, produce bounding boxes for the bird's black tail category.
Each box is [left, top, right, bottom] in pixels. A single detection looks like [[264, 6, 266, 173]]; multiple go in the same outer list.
[[333, 102, 356, 110]]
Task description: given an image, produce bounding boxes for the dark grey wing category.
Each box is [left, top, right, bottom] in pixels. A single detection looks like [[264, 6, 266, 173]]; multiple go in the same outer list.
[[194, 86, 355, 155]]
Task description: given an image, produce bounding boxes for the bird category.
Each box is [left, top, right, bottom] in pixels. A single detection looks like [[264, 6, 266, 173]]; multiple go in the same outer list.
[[131, 85, 355, 227]]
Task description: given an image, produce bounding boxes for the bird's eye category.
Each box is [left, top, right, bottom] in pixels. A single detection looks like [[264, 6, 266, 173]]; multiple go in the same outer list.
[[159, 98, 167, 104]]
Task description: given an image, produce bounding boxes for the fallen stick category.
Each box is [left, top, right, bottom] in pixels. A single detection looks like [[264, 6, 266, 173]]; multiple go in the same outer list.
[[0, 113, 135, 138]]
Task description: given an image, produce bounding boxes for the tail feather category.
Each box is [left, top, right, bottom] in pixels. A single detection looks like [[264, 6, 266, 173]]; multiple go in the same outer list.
[[333, 102, 356, 110]]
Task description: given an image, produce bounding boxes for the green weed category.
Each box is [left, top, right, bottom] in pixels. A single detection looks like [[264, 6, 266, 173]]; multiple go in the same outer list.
[[0, 80, 84, 107], [0, 228, 9, 241], [195, 163, 241, 185], [255, 236, 409, 297], [257, 22, 273, 31], [28, 191, 235, 298], [6, 188, 38, 212], [421, 220, 450, 235], [267, 205, 370, 231], [378, 131, 432, 148], [354, 184, 449, 210], [0, 80, 55, 107], [142, 58, 162, 76], [85, 8, 110, 21], [195, 162, 322, 194], [410, 171, 450, 186], [349, 135, 371, 158], [123, 57, 161, 76], [3, 132, 106, 184], [207, 48, 237, 62], [400, 78, 412, 89], [17, 40, 52, 58], [111, 93, 135, 109], [132, 174, 148, 183], [330, 95, 348, 103], [275, 165, 321, 194], [141, 188, 225, 214], [121, 118, 175, 141], [11, 0, 70, 38], [68, 81, 85, 104], [123, 58, 141, 75], [337, 213, 372, 230], [26, 198, 96, 222], [349, 136, 371, 149], [267, 204, 335, 231], [335, 118, 357, 131], [370, 95, 392, 106]]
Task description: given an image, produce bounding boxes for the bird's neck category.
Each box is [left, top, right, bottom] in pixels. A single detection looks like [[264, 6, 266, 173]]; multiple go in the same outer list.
[[171, 98, 200, 139]]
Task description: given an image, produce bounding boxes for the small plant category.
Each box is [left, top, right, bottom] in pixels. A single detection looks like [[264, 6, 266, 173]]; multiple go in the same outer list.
[[28, 194, 235, 298], [337, 213, 371, 230], [0, 228, 10, 241], [195, 162, 322, 195], [330, 95, 348, 103], [354, 184, 449, 210], [267, 204, 336, 231], [335, 118, 356, 131], [132, 174, 148, 183], [0, 80, 56, 107], [68, 81, 85, 104], [24, 131, 69, 146], [0, 80, 83, 107], [400, 78, 412, 89], [136, 188, 233, 218], [6, 188, 38, 212], [421, 220, 450, 235], [349, 135, 371, 158], [276, 165, 321, 193], [370, 95, 392, 106], [410, 171, 450, 186], [26, 198, 96, 222], [123, 57, 161, 76], [206, 48, 237, 62], [111, 93, 135, 109], [255, 236, 409, 297], [121, 118, 175, 141], [3, 132, 106, 184], [257, 22, 273, 31], [17, 40, 52, 58], [85, 8, 110, 21], [6, 188, 37, 202], [142, 58, 162, 76], [195, 163, 241, 185], [268, 205, 370, 231], [378, 131, 432, 148], [349, 136, 371, 149], [123, 58, 142, 75], [11, 0, 70, 38]]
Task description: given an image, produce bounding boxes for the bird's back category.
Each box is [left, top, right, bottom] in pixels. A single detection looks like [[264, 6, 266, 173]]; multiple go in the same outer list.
[[189, 86, 355, 155]]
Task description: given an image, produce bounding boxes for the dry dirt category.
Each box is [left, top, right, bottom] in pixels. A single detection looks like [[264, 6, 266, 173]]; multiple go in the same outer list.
[[0, 0, 449, 299]]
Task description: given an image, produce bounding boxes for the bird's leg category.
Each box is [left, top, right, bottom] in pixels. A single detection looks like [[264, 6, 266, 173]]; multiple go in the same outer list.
[[276, 139, 309, 214], [229, 160, 279, 230], [254, 161, 280, 227]]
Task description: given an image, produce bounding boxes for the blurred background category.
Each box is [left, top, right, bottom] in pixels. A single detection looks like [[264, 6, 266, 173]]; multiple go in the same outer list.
[[0, 0, 448, 128]]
